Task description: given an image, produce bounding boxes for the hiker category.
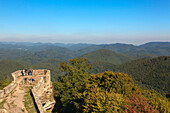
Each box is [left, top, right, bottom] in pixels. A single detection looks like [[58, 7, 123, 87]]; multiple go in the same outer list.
[[24, 77, 27, 84], [21, 69, 24, 76], [30, 77, 35, 82], [28, 69, 33, 75], [29, 77, 35, 85], [28, 69, 31, 75], [44, 70, 47, 75], [30, 69, 33, 75], [25, 68, 28, 75]]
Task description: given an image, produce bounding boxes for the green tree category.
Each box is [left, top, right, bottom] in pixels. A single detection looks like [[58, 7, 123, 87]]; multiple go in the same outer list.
[[82, 71, 134, 112], [53, 58, 92, 113], [83, 85, 125, 113], [53, 59, 169, 113]]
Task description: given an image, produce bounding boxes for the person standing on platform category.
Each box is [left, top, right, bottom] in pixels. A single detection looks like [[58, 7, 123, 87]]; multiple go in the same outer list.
[[30, 68, 33, 75], [25, 68, 27, 75], [28, 69, 31, 75], [21, 69, 24, 76]]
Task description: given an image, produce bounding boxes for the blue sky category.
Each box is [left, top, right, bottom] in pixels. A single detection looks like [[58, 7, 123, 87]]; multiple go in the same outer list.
[[0, 0, 170, 44]]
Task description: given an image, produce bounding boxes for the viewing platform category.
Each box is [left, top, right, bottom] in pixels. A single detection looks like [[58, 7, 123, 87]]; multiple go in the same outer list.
[[0, 69, 56, 113]]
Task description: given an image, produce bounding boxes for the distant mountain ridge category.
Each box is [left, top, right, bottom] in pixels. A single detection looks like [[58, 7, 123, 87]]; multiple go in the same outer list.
[[77, 42, 170, 58], [140, 42, 170, 46], [0, 42, 169, 62]]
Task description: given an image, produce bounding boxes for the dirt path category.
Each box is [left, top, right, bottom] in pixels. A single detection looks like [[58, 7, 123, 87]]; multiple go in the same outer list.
[[2, 77, 28, 113]]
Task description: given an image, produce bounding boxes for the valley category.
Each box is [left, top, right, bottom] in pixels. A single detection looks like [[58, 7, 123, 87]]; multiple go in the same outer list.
[[0, 42, 169, 112]]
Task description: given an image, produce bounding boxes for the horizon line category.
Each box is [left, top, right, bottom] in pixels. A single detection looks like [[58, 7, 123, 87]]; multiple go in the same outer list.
[[0, 41, 169, 46]]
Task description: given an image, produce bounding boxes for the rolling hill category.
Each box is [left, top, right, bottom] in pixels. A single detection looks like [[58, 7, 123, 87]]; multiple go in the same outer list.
[[0, 42, 169, 93], [115, 56, 170, 93], [18, 47, 74, 63], [0, 60, 24, 80], [0, 42, 169, 61], [77, 42, 170, 59], [80, 49, 132, 65]]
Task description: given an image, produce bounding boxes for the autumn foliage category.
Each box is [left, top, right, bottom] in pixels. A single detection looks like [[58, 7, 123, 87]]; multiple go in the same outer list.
[[124, 92, 159, 113], [53, 58, 170, 113]]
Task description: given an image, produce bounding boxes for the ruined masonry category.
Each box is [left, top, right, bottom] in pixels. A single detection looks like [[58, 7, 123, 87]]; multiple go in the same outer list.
[[0, 69, 56, 113]]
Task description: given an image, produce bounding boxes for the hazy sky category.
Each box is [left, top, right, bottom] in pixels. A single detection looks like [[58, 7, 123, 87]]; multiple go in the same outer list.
[[0, 0, 170, 44]]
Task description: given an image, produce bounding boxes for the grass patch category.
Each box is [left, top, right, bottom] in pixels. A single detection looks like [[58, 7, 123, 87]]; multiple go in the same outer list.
[[0, 99, 6, 108], [24, 87, 37, 113], [21, 108, 25, 112], [10, 101, 14, 105], [46, 109, 51, 112]]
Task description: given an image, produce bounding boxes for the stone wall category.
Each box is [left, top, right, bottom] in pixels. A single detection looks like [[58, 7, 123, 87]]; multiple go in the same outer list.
[[3, 82, 17, 95], [0, 90, 4, 98], [11, 70, 22, 82], [32, 69, 55, 113], [33, 69, 46, 75], [0, 70, 21, 98]]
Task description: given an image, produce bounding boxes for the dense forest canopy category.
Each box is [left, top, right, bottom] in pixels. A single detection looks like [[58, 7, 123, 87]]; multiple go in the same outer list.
[[0, 42, 169, 112], [53, 58, 169, 113], [0, 42, 169, 92]]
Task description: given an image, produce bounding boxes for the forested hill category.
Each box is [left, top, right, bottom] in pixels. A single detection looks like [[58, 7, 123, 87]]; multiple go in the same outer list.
[[0, 42, 169, 94], [77, 42, 170, 58], [0, 60, 24, 89], [115, 56, 170, 93], [0, 42, 169, 61], [0, 60, 24, 79], [0, 56, 169, 94], [80, 49, 132, 65], [52, 58, 170, 113]]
